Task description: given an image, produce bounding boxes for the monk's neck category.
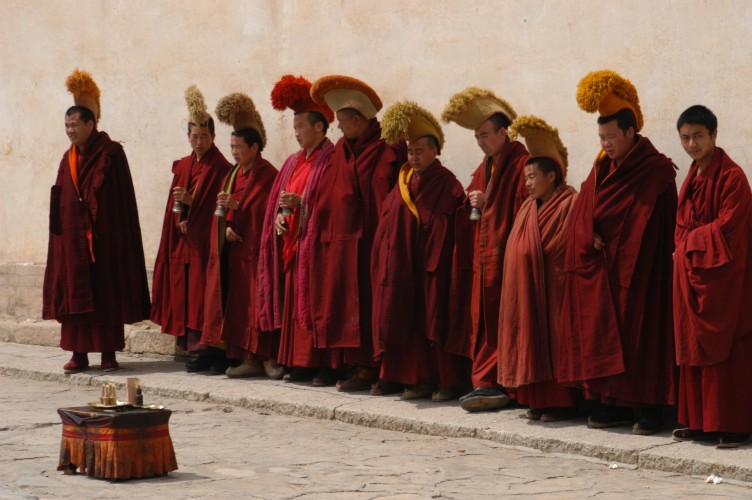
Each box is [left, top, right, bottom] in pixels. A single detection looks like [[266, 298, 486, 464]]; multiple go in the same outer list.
[[305, 138, 324, 159], [241, 156, 257, 174], [696, 147, 716, 174]]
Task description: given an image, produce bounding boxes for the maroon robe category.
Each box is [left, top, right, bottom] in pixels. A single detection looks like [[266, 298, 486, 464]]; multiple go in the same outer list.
[[558, 137, 677, 406], [674, 147, 752, 432], [202, 157, 278, 359], [448, 140, 529, 388], [308, 119, 403, 366], [498, 185, 580, 409], [151, 144, 232, 344], [372, 160, 464, 387], [43, 130, 150, 352]]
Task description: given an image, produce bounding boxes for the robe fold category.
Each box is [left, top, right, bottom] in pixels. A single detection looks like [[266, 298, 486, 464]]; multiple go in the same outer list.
[[44, 130, 150, 352], [674, 147, 752, 432], [448, 140, 529, 388], [372, 160, 464, 386], [558, 137, 678, 406], [308, 119, 403, 366], [201, 157, 278, 359], [151, 145, 232, 338]]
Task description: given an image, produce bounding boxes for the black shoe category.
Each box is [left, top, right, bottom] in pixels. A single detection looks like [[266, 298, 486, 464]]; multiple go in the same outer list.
[[209, 357, 232, 375], [587, 405, 634, 429], [312, 368, 339, 387], [459, 387, 510, 412], [186, 354, 215, 373], [283, 367, 316, 382], [633, 407, 664, 435]]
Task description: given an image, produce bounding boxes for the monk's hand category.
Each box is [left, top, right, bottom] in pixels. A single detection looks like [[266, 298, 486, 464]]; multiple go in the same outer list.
[[172, 186, 193, 205], [178, 220, 188, 236], [274, 213, 289, 236], [217, 192, 239, 211], [279, 190, 302, 210], [593, 233, 606, 251], [226, 227, 243, 242], [468, 190, 486, 210]]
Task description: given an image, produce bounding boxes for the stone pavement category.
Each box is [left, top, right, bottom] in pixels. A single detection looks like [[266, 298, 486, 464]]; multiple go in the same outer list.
[[1, 341, 751, 488], [2, 376, 751, 499]]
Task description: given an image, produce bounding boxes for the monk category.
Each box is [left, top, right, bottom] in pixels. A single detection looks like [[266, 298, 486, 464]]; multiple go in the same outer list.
[[257, 75, 338, 386], [372, 101, 464, 401], [201, 92, 281, 379], [44, 69, 150, 373], [309, 76, 403, 392], [558, 70, 677, 435], [442, 88, 529, 411], [151, 85, 232, 373], [672, 105, 752, 448]]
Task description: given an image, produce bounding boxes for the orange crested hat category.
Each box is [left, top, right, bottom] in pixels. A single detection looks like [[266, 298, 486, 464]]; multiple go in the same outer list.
[[271, 75, 334, 123], [576, 70, 644, 131], [310, 75, 382, 120], [66, 69, 101, 123]]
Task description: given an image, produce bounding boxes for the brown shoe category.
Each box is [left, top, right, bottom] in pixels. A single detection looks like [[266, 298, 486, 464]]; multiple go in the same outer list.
[[226, 360, 265, 378], [370, 380, 403, 396], [717, 433, 752, 449], [540, 407, 579, 422], [401, 384, 433, 400], [672, 427, 718, 442], [525, 408, 546, 420], [431, 386, 462, 402], [337, 367, 377, 392], [263, 359, 286, 380]]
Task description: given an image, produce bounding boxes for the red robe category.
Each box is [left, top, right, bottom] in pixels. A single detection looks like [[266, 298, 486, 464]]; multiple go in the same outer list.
[[557, 137, 677, 406], [256, 139, 337, 368], [201, 157, 278, 359], [308, 119, 403, 366], [674, 147, 752, 432], [448, 140, 529, 388], [498, 185, 580, 409], [151, 144, 232, 343], [372, 160, 464, 387], [43, 130, 150, 352]]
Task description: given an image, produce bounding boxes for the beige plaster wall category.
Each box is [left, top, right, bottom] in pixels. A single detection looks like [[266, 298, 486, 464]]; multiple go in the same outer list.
[[1, 0, 751, 266]]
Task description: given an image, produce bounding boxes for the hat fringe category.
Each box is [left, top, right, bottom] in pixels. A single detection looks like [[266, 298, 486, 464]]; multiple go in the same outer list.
[[576, 69, 643, 128], [215, 92, 267, 147], [441, 87, 517, 124], [65, 69, 101, 120], [381, 100, 444, 148], [510, 115, 569, 178], [185, 84, 211, 125]]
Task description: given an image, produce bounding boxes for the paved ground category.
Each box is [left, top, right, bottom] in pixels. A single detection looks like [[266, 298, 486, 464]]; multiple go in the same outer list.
[[2, 376, 751, 499]]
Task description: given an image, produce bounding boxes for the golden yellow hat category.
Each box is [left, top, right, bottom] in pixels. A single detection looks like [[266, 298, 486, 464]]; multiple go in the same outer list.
[[509, 115, 569, 181], [310, 75, 382, 120], [185, 84, 212, 126], [441, 87, 517, 130], [215, 92, 267, 148], [66, 69, 101, 123], [576, 70, 643, 131], [381, 100, 444, 150]]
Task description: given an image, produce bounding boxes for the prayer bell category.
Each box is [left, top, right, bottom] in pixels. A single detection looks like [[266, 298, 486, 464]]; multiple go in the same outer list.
[[172, 201, 184, 214], [214, 204, 227, 217], [470, 207, 482, 221]]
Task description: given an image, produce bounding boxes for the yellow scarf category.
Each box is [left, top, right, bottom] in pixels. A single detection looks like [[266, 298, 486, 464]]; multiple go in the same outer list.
[[398, 163, 420, 223]]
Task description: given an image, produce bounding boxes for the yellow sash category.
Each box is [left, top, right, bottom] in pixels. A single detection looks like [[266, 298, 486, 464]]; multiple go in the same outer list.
[[398, 163, 420, 224]]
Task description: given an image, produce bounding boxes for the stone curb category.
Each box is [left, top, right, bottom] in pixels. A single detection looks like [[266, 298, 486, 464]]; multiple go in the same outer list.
[[1, 342, 751, 484]]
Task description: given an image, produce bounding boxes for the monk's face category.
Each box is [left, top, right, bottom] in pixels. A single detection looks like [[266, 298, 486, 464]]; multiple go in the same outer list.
[[230, 134, 258, 168], [598, 120, 635, 164], [474, 118, 507, 158], [408, 136, 438, 174], [336, 110, 366, 140], [524, 163, 556, 202], [65, 112, 95, 148], [294, 112, 323, 151], [188, 125, 214, 159], [679, 123, 717, 166]]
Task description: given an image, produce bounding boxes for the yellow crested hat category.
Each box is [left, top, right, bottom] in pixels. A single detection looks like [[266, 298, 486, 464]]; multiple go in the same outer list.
[[66, 69, 101, 123], [441, 87, 517, 130], [509, 115, 569, 181], [311, 75, 382, 120], [381, 100, 444, 150], [215, 92, 267, 148], [185, 84, 212, 126], [576, 70, 644, 131]]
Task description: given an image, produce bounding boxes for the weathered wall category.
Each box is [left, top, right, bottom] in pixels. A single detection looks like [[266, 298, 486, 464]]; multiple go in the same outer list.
[[2, 0, 751, 271]]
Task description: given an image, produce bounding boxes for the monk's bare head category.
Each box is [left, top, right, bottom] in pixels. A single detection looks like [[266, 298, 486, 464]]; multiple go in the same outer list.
[[230, 127, 262, 168], [188, 119, 215, 160], [597, 109, 637, 164], [524, 157, 560, 203], [65, 106, 96, 148], [336, 108, 370, 141], [474, 112, 510, 158], [677, 105, 717, 169], [408, 136, 439, 175]]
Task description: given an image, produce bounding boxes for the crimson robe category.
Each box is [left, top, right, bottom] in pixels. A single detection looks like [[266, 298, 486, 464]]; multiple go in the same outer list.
[[43, 130, 150, 352], [201, 157, 278, 359], [372, 160, 464, 386], [447, 140, 529, 388], [151, 144, 232, 340], [308, 119, 403, 366], [557, 137, 677, 406], [674, 147, 752, 432], [498, 185, 580, 408], [256, 139, 337, 368]]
